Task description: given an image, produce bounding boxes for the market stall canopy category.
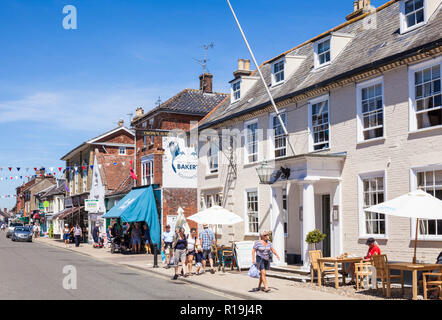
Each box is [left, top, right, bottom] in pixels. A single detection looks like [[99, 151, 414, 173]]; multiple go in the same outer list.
[[187, 206, 243, 225], [103, 186, 160, 245], [364, 189, 442, 219]]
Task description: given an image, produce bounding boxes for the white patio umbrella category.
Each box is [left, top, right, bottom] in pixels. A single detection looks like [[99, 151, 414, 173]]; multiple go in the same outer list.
[[365, 189, 442, 263], [187, 206, 243, 226]]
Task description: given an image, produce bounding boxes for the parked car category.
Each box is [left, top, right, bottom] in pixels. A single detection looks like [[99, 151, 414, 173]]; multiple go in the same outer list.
[[6, 222, 24, 238], [11, 226, 33, 242]]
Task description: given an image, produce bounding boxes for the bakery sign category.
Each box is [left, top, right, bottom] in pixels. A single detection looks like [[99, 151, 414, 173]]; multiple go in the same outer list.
[[162, 136, 197, 188]]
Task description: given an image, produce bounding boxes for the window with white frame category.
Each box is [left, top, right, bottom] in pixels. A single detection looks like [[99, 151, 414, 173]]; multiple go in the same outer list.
[[232, 80, 241, 102], [272, 112, 287, 158], [410, 61, 441, 130], [309, 97, 330, 151], [315, 38, 331, 67], [417, 169, 442, 237], [246, 190, 259, 234], [119, 147, 126, 155], [272, 59, 285, 85], [207, 137, 219, 174], [141, 158, 154, 186], [244, 120, 258, 164], [205, 193, 222, 208], [360, 174, 386, 236], [357, 78, 384, 142], [400, 0, 425, 33]]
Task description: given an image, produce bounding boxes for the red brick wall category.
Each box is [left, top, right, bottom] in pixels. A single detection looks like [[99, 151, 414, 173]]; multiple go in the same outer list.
[[162, 188, 198, 232]]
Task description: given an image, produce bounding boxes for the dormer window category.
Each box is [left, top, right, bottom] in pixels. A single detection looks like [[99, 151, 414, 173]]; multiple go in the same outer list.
[[400, 0, 426, 33], [231, 80, 241, 103], [315, 38, 331, 68], [272, 59, 285, 85]]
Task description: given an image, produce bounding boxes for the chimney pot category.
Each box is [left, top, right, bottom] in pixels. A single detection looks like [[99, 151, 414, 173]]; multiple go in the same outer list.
[[346, 0, 371, 20], [233, 58, 253, 78], [135, 107, 144, 117], [238, 59, 245, 70], [244, 59, 251, 71], [118, 119, 124, 127], [199, 73, 213, 93]]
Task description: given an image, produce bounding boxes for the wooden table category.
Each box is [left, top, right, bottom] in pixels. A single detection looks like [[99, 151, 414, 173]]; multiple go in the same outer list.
[[317, 257, 364, 289], [387, 262, 442, 300]]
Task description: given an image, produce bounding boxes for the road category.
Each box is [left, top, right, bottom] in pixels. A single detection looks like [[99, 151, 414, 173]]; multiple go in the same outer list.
[[0, 233, 232, 300]]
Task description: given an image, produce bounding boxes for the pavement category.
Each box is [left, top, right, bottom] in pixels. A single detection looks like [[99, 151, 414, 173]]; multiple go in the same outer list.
[[31, 236, 355, 300], [0, 233, 233, 300]]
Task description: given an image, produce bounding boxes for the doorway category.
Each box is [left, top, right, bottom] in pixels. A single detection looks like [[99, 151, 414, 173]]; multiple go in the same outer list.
[[322, 195, 331, 257]]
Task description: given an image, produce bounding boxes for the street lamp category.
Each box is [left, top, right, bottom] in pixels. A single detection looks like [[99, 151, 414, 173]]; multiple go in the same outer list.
[[256, 161, 275, 185]]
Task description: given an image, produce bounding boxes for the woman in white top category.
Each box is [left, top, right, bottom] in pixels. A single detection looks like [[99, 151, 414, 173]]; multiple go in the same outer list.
[[63, 224, 71, 247], [186, 228, 199, 275]]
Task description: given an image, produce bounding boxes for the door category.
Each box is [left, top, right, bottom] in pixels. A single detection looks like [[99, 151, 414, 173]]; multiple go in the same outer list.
[[322, 195, 331, 257]]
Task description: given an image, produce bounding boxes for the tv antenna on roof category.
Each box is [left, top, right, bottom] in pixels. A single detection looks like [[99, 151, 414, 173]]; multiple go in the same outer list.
[[194, 42, 215, 75]]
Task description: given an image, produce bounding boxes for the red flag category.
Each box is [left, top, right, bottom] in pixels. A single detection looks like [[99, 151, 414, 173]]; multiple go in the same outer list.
[[130, 167, 138, 180], [34, 168, 37, 171], [58, 167, 62, 172], [8, 167, 12, 171]]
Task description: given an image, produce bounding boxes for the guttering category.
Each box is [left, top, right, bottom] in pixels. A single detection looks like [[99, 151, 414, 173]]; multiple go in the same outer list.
[[200, 39, 442, 130]]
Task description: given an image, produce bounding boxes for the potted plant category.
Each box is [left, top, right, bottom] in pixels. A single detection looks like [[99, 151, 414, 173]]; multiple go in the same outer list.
[[305, 229, 326, 250]]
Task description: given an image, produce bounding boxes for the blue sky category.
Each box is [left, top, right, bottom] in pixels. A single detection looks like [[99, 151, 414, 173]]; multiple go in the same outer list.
[[0, 0, 386, 209]]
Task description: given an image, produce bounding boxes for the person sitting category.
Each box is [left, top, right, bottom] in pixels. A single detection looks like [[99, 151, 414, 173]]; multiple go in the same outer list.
[[364, 237, 381, 260]]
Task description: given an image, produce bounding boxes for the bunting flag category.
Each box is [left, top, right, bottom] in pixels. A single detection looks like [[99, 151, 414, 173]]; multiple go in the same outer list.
[[17, 167, 20, 171], [90, 165, 94, 170], [130, 167, 138, 180], [8, 167, 12, 171]]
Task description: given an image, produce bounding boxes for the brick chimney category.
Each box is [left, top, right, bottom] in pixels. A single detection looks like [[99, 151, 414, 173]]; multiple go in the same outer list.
[[346, 0, 371, 21], [199, 73, 213, 93], [118, 119, 124, 127], [233, 58, 253, 79]]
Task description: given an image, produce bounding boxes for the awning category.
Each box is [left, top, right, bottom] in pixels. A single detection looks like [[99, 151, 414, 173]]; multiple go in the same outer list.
[[53, 206, 83, 220], [103, 186, 160, 245]]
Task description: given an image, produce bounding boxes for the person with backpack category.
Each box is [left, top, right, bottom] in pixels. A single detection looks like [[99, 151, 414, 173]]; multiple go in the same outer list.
[[199, 224, 216, 274]]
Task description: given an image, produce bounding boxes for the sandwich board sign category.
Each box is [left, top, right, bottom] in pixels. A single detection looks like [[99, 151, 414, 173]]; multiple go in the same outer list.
[[234, 241, 255, 271]]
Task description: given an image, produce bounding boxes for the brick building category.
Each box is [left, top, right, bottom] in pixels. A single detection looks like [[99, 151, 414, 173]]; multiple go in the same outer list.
[[131, 74, 228, 232]]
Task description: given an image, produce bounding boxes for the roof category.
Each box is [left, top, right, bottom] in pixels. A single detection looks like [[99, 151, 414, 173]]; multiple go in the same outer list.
[[96, 153, 133, 192], [200, 1, 442, 128], [40, 181, 66, 199], [60, 126, 134, 161], [106, 174, 133, 197], [132, 89, 229, 125]]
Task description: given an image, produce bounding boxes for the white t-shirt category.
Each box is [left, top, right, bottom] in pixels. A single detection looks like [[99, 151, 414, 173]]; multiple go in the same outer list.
[[187, 236, 196, 251], [162, 230, 174, 243]]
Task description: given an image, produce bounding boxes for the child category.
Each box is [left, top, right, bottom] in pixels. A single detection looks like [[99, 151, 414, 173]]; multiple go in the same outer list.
[[195, 243, 203, 275]]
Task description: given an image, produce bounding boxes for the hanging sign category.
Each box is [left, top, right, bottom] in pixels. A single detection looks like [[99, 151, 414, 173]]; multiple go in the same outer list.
[[85, 199, 99, 213]]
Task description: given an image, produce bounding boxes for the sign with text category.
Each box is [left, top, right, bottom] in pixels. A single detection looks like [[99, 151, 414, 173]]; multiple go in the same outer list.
[[162, 136, 197, 189], [234, 241, 255, 271], [85, 199, 99, 213], [166, 215, 178, 232]]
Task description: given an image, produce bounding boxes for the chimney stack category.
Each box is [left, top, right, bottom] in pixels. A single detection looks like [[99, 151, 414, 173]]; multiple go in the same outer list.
[[199, 73, 213, 93], [346, 0, 371, 21], [118, 119, 124, 127], [233, 58, 253, 78]]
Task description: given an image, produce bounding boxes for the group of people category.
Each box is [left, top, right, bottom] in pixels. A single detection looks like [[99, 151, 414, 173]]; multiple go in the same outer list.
[[108, 221, 151, 254], [62, 223, 84, 247], [162, 224, 218, 280]]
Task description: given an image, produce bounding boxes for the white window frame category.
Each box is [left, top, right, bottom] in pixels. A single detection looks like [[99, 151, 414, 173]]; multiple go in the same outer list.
[[358, 170, 388, 239], [271, 58, 285, 86], [269, 110, 287, 159], [141, 156, 154, 186], [356, 76, 385, 143], [314, 36, 332, 69], [244, 119, 259, 164], [231, 79, 241, 103], [408, 56, 442, 132], [400, 0, 427, 34], [244, 188, 259, 236], [410, 164, 442, 241], [118, 146, 127, 155], [207, 137, 219, 174], [308, 94, 331, 152]]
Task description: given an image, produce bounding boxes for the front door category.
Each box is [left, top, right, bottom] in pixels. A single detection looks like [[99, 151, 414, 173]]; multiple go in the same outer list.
[[322, 195, 331, 257]]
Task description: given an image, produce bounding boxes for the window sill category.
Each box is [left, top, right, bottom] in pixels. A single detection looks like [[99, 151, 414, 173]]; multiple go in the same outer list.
[[359, 235, 388, 241], [243, 162, 259, 169], [270, 81, 285, 89], [357, 137, 385, 146], [400, 22, 426, 35], [409, 125, 442, 135], [411, 236, 442, 242], [308, 148, 331, 154], [313, 61, 331, 71], [205, 173, 219, 179], [244, 233, 259, 237]]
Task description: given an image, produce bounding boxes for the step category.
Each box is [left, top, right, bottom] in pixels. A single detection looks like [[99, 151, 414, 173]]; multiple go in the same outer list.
[[270, 264, 346, 276], [266, 270, 348, 283]]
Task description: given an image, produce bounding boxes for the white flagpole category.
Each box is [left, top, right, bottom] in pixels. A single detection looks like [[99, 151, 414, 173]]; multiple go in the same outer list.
[[226, 0, 295, 157]]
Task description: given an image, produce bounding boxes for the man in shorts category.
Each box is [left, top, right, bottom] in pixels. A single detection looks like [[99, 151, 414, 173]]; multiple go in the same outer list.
[[162, 225, 174, 268], [199, 224, 215, 274]]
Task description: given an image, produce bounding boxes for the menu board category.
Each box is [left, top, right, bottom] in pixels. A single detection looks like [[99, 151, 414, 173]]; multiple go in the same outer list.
[[234, 241, 255, 271]]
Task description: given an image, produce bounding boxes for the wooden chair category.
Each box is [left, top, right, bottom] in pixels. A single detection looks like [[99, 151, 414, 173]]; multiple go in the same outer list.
[[371, 254, 404, 296], [423, 272, 442, 300], [309, 250, 335, 284], [355, 261, 373, 291]]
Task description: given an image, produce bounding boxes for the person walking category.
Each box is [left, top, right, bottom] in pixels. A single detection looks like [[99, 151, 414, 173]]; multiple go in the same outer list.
[[73, 224, 82, 247], [251, 230, 280, 293], [106, 225, 112, 248], [199, 224, 216, 274], [172, 227, 188, 280], [142, 224, 151, 254], [186, 228, 198, 275], [63, 224, 71, 247], [131, 223, 142, 254], [161, 225, 174, 267]]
